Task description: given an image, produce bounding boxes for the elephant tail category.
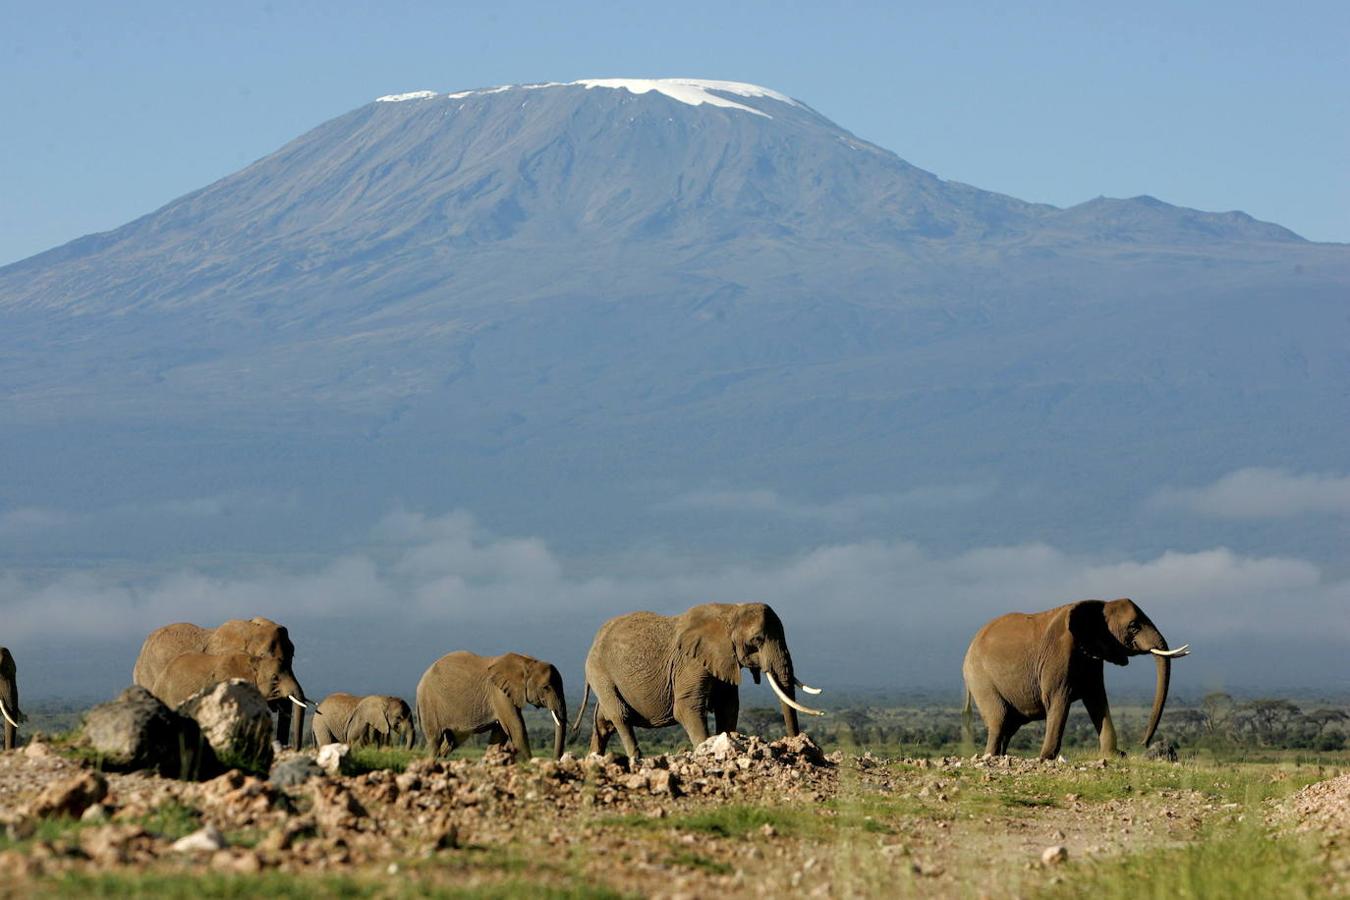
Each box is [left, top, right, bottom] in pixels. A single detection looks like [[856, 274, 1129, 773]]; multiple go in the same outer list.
[[569, 680, 591, 739], [961, 683, 975, 747]]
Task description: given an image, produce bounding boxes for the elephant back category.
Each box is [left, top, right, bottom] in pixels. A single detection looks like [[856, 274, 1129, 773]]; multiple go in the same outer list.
[[132, 622, 210, 689]]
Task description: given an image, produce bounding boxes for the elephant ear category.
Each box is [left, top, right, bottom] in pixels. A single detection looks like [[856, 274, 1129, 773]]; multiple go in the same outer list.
[[676, 610, 741, 685], [1067, 601, 1129, 666], [487, 654, 530, 707]]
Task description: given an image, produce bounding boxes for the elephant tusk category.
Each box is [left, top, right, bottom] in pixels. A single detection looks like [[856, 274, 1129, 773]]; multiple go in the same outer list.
[[550, 709, 562, 727], [794, 679, 822, 695], [1150, 645, 1191, 658], [288, 694, 315, 713], [766, 672, 826, 717], [0, 700, 17, 729]]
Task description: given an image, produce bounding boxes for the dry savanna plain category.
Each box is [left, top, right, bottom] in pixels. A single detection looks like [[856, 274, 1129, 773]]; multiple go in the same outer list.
[[0, 699, 1347, 899]]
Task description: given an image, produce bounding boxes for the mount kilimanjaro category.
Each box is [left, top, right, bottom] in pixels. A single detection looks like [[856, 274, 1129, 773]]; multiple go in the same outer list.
[[2, 78, 1347, 562]]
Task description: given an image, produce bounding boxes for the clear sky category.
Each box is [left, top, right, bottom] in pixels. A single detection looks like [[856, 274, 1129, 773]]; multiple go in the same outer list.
[[2, 1, 1347, 266]]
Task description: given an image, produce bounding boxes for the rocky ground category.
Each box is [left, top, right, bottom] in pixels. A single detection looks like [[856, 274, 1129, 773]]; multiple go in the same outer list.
[[0, 732, 1345, 897], [1274, 771, 1350, 894]]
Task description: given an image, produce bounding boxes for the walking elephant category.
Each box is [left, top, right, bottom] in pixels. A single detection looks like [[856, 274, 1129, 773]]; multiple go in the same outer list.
[[1, 647, 24, 751], [417, 651, 567, 761], [962, 598, 1190, 760], [149, 651, 311, 716], [312, 693, 415, 748], [574, 602, 825, 759], [132, 617, 308, 748]]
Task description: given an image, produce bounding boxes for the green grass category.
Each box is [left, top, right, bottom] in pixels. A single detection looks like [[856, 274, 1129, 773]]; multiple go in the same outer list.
[[604, 802, 817, 839], [135, 801, 202, 841], [664, 848, 734, 876], [346, 746, 418, 774], [37, 871, 632, 899], [1035, 825, 1328, 899]]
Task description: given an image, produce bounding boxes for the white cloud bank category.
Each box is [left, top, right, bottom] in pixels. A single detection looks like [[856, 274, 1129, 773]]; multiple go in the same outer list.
[[1150, 468, 1350, 519], [2, 509, 1345, 654], [655, 484, 994, 524]]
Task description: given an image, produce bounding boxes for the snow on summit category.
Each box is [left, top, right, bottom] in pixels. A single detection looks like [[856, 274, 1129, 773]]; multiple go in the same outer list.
[[372, 79, 799, 117]]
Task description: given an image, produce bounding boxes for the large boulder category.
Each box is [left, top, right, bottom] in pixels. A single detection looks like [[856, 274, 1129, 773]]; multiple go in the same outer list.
[[177, 680, 275, 773], [82, 687, 220, 780]]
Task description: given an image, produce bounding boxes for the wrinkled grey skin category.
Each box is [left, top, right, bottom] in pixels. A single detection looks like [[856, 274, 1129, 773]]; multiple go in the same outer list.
[[417, 651, 567, 762], [149, 651, 308, 713], [0, 647, 24, 751], [313, 693, 415, 749], [962, 598, 1179, 759], [575, 602, 806, 759], [132, 618, 306, 749]]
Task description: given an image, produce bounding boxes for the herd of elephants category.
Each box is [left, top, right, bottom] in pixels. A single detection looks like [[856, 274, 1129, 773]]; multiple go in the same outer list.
[[0, 598, 1189, 763]]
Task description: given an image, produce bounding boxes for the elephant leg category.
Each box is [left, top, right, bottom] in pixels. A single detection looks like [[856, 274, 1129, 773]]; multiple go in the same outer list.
[[276, 703, 292, 746], [590, 711, 615, 756], [436, 729, 459, 758], [712, 682, 739, 736], [673, 697, 711, 749], [1038, 692, 1071, 760], [1081, 680, 1121, 757], [590, 680, 641, 759], [968, 684, 1011, 756]]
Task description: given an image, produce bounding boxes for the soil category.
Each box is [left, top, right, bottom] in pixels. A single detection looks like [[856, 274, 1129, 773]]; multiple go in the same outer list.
[[0, 735, 1342, 897]]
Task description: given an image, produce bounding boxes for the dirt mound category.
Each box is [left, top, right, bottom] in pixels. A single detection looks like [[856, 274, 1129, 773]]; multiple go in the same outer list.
[[1275, 771, 1350, 893]]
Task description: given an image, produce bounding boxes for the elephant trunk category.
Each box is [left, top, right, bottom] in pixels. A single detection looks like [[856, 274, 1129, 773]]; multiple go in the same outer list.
[[404, 720, 416, 751], [1142, 652, 1170, 747], [551, 699, 568, 760], [277, 676, 307, 750], [761, 643, 800, 738]]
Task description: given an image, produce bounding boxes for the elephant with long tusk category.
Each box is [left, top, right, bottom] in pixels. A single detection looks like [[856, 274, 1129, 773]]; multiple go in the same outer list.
[[0, 648, 24, 751], [962, 598, 1189, 760], [572, 602, 825, 759]]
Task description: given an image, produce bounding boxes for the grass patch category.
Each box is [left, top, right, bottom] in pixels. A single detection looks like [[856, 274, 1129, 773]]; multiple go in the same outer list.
[[606, 803, 813, 839], [665, 848, 734, 875], [135, 801, 202, 841], [38, 871, 631, 899], [347, 746, 418, 774], [1035, 826, 1327, 899]]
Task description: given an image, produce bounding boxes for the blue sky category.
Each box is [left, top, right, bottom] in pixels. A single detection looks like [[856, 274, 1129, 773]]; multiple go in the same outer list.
[[2, 1, 1346, 266]]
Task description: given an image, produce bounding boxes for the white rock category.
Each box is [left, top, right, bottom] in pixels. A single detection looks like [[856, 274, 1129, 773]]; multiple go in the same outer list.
[[693, 732, 746, 760], [177, 679, 274, 770], [172, 824, 227, 853], [1041, 845, 1069, 866], [316, 742, 350, 775]]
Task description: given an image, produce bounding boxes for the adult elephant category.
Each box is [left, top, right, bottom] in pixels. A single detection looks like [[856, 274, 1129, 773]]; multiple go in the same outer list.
[[312, 693, 415, 749], [132, 618, 307, 748], [962, 598, 1190, 760], [574, 602, 825, 759], [149, 651, 310, 714], [1, 647, 25, 751], [417, 652, 567, 761]]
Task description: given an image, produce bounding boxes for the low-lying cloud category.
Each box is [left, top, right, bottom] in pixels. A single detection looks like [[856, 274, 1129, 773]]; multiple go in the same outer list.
[[1150, 468, 1350, 519], [3, 509, 1347, 696]]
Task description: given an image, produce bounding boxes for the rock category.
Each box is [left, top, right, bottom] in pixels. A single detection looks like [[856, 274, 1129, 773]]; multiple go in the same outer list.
[[177, 680, 275, 773], [310, 782, 366, 833], [1143, 740, 1180, 763], [172, 824, 227, 853], [1041, 845, 1069, 866], [79, 825, 150, 865], [82, 687, 220, 780], [432, 821, 460, 850], [316, 742, 351, 776], [271, 755, 324, 787], [80, 803, 110, 824], [25, 771, 108, 820], [694, 732, 746, 760], [22, 740, 53, 759]]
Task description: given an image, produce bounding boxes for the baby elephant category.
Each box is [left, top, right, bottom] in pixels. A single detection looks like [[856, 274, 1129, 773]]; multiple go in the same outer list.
[[417, 651, 567, 761], [312, 693, 415, 748]]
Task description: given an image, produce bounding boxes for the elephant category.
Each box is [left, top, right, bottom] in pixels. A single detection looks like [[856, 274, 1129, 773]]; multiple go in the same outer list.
[[132, 617, 309, 748], [573, 602, 825, 759], [416, 651, 567, 761], [149, 650, 310, 715], [312, 693, 415, 749], [1, 647, 25, 751], [962, 598, 1190, 760]]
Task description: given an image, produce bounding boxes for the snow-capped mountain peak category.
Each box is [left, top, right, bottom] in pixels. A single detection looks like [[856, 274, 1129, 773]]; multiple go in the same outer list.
[[372, 78, 800, 117]]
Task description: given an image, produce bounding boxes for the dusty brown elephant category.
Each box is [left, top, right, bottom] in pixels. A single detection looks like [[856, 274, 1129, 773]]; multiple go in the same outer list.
[[962, 598, 1190, 760], [312, 693, 415, 748], [132, 617, 308, 748], [149, 651, 310, 714], [573, 603, 825, 759], [1, 648, 25, 751], [416, 652, 567, 761]]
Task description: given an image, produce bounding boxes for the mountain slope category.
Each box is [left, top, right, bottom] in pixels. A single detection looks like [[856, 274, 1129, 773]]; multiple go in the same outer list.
[[0, 78, 1346, 565]]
